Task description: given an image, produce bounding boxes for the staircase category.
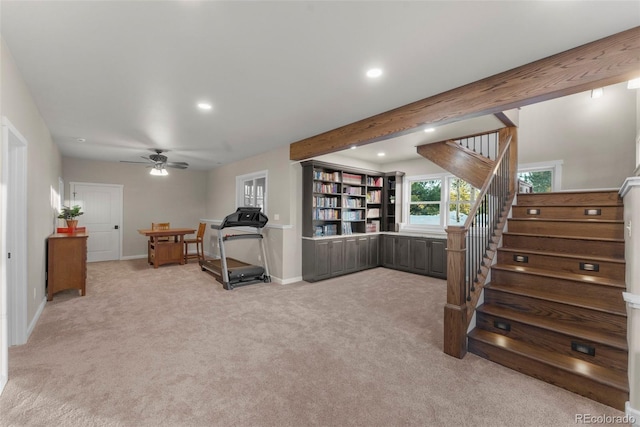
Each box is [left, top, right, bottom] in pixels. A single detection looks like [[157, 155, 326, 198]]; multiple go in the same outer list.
[[468, 190, 629, 410]]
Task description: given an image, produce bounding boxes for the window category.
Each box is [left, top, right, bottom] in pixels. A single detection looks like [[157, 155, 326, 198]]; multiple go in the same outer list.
[[408, 177, 443, 227], [448, 178, 480, 226], [518, 160, 563, 193], [236, 170, 268, 214], [404, 175, 479, 230]]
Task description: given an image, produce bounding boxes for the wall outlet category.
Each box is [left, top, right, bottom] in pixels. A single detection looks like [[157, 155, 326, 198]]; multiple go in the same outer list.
[[258, 254, 262, 261], [273, 213, 280, 221]]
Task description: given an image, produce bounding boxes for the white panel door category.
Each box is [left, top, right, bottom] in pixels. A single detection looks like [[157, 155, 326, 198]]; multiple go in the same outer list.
[[70, 182, 123, 262]]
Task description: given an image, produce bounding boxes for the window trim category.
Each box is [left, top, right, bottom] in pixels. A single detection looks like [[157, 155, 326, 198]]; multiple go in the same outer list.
[[518, 160, 563, 192], [402, 173, 448, 232], [235, 170, 268, 215]]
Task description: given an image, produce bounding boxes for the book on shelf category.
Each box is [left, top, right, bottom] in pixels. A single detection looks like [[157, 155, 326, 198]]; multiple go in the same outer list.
[[342, 196, 363, 208], [314, 182, 340, 194], [366, 208, 380, 218], [366, 190, 381, 203], [366, 220, 380, 233], [342, 222, 353, 235], [313, 195, 339, 208], [314, 170, 340, 182], [343, 186, 363, 196], [322, 224, 338, 236], [343, 210, 363, 221], [342, 172, 363, 185], [367, 176, 383, 187], [313, 208, 340, 220]]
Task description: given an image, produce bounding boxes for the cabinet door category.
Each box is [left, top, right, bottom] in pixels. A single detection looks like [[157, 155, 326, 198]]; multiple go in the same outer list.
[[330, 238, 345, 276], [344, 237, 358, 273], [429, 239, 447, 278], [368, 235, 379, 268], [315, 240, 331, 280], [357, 236, 369, 270], [396, 236, 411, 271], [382, 235, 395, 268], [410, 238, 429, 274]]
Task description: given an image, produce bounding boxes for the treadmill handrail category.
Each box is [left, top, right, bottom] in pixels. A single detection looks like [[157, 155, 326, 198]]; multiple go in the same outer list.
[[223, 234, 263, 242]]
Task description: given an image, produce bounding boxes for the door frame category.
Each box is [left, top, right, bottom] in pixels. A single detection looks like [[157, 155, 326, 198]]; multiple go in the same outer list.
[[69, 182, 123, 261], [1, 117, 29, 393]]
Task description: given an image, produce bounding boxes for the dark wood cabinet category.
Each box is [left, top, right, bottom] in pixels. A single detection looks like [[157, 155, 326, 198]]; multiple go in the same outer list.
[[47, 232, 88, 301], [382, 234, 396, 268], [302, 235, 381, 282], [379, 234, 448, 279], [368, 235, 379, 268], [410, 238, 429, 274], [429, 239, 447, 278], [345, 236, 358, 273]]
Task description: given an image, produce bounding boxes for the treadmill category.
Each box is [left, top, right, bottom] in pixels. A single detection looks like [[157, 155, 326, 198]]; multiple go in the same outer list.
[[200, 207, 271, 290]]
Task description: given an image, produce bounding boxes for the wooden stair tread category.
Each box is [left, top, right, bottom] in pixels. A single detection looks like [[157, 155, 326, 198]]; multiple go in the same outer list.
[[509, 217, 623, 224], [502, 231, 624, 243], [486, 281, 627, 316], [497, 247, 625, 264], [476, 304, 628, 350], [468, 329, 629, 391], [492, 264, 626, 288]]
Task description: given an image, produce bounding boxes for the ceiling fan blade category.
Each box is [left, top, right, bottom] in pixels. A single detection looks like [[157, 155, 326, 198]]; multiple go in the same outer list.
[[165, 162, 189, 169], [120, 160, 153, 164]]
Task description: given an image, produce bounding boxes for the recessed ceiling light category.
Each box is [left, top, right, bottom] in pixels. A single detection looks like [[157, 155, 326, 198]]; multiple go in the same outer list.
[[76, 138, 86, 142], [350, 146, 357, 150], [424, 127, 435, 133], [366, 68, 383, 78], [377, 152, 386, 157], [197, 102, 212, 110]]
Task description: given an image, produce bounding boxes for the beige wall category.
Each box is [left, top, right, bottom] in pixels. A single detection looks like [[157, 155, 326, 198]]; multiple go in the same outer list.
[[518, 82, 636, 190], [205, 145, 302, 282], [1, 38, 62, 326], [62, 158, 207, 258]]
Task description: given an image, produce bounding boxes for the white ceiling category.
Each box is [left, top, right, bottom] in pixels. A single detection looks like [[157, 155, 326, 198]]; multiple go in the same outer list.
[[2, 1, 638, 170]]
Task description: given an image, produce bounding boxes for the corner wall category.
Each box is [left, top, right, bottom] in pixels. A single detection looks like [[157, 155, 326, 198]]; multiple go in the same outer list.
[[1, 37, 62, 332], [205, 145, 302, 283]]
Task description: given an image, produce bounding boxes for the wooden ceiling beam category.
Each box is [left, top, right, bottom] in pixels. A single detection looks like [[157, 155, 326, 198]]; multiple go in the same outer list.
[[290, 26, 640, 161]]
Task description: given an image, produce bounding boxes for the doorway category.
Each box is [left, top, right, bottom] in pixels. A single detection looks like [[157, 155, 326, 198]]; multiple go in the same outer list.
[[1, 117, 28, 393], [69, 182, 123, 262]]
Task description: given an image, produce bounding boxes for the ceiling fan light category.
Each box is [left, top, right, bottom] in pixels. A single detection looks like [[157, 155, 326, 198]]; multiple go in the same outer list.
[[150, 166, 168, 176]]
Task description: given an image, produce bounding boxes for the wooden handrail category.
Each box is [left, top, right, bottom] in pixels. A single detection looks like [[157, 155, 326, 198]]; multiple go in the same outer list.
[[444, 126, 517, 359], [462, 130, 513, 229]]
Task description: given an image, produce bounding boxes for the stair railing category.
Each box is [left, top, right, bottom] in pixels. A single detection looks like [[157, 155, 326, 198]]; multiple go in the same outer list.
[[444, 127, 518, 358]]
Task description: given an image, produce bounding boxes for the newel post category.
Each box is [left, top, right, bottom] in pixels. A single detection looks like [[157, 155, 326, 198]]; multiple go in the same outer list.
[[444, 226, 468, 358]]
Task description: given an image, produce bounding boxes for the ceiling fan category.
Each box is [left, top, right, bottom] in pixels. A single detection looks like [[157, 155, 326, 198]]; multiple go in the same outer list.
[[121, 149, 189, 175]]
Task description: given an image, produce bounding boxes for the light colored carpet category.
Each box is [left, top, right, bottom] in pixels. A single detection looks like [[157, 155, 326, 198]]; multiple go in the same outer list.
[[0, 260, 627, 426]]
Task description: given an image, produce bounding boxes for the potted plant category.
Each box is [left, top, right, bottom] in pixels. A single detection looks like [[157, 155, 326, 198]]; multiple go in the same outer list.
[[58, 205, 84, 229]]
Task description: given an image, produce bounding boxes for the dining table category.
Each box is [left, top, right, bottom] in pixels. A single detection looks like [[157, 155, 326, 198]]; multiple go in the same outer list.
[[138, 227, 196, 268]]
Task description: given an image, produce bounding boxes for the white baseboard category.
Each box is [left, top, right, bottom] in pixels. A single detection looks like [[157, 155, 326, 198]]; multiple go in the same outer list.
[[626, 402, 640, 426], [271, 276, 303, 285], [0, 373, 6, 396], [120, 254, 147, 260], [26, 297, 46, 340]]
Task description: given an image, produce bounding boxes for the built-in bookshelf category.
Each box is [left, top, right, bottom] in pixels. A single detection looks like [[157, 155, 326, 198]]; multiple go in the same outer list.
[[383, 171, 405, 231], [302, 160, 397, 237]]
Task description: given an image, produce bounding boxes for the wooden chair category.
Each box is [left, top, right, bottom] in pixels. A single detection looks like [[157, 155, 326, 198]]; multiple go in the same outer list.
[[148, 222, 171, 265], [184, 222, 206, 264]]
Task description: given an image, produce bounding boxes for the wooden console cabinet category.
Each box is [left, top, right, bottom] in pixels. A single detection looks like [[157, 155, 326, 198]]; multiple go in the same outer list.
[[47, 232, 88, 301]]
